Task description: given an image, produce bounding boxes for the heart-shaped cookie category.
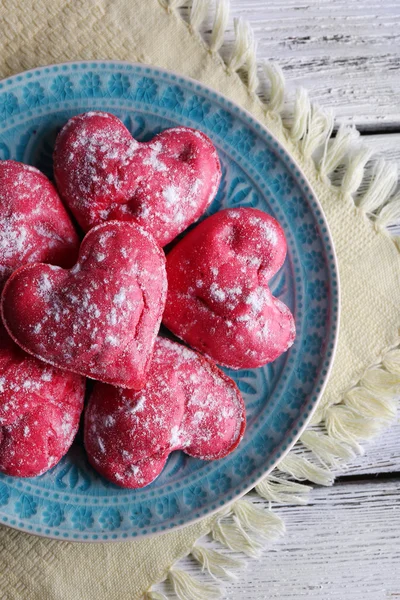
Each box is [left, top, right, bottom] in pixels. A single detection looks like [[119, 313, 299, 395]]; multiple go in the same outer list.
[[0, 160, 79, 288], [1, 221, 167, 389], [53, 111, 221, 246], [163, 208, 296, 369], [84, 337, 245, 488], [0, 324, 85, 477]]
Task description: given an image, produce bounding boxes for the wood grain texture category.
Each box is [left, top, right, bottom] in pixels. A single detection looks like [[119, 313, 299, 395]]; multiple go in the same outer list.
[[343, 418, 400, 476], [157, 480, 400, 600], [185, 0, 400, 130]]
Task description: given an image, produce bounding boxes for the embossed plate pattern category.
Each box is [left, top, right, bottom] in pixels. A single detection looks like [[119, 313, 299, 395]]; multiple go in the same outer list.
[[0, 62, 339, 541]]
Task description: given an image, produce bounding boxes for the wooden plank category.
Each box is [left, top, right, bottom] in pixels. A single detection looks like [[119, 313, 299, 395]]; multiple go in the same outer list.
[[158, 479, 400, 600], [182, 1, 400, 130], [342, 418, 400, 476]]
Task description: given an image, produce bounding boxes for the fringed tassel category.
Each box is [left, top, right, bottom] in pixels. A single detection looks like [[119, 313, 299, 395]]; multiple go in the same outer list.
[[290, 87, 311, 142], [358, 159, 398, 215], [345, 386, 398, 421], [246, 36, 259, 94], [227, 18, 254, 73], [191, 544, 242, 579], [300, 104, 334, 159], [277, 453, 334, 486], [232, 499, 285, 539], [210, 500, 285, 559], [255, 474, 312, 505], [325, 405, 379, 451], [210, 0, 230, 53], [263, 62, 285, 114], [324, 355, 399, 449], [225, 17, 261, 95], [341, 145, 373, 197], [190, 0, 210, 32], [361, 367, 400, 397], [300, 430, 355, 468], [319, 125, 359, 181], [168, 568, 221, 600], [211, 514, 261, 557]]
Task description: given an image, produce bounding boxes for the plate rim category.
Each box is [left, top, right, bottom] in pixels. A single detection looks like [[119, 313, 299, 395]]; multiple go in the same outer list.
[[0, 59, 340, 542]]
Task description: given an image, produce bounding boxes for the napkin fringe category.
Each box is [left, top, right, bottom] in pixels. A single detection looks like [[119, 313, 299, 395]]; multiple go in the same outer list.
[[255, 474, 312, 505], [209, 0, 229, 53], [275, 453, 334, 486], [145, 2, 400, 597], [191, 544, 243, 580], [324, 355, 400, 446], [146, 500, 285, 598], [161, 0, 400, 238], [189, 0, 211, 33], [168, 567, 222, 599]]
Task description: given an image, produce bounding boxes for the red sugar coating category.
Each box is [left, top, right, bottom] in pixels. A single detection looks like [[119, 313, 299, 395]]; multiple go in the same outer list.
[[1, 221, 167, 389], [0, 323, 85, 477], [163, 208, 296, 369], [53, 111, 221, 246], [0, 160, 80, 289], [84, 337, 246, 488]]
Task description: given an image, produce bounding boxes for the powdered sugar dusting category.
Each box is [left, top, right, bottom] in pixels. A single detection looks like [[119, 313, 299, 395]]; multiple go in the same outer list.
[[85, 337, 245, 488], [53, 113, 221, 246], [0, 328, 85, 477], [210, 282, 226, 302], [249, 215, 279, 246], [2, 221, 167, 389], [142, 141, 167, 172], [163, 207, 296, 369], [0, 161, 79, 288]]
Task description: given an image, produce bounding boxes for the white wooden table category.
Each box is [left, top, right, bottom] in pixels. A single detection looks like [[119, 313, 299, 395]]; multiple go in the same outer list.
[[163, 2, 400, 599]]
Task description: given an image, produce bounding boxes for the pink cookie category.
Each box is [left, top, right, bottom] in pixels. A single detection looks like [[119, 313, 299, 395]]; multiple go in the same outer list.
[[53, 111, 221, 246], [0, 160, 79, 288], [84, 337, 245, 488], [0, 324, 85, 477], [163, 208, 296, 369], [1, 221, 167, 389]]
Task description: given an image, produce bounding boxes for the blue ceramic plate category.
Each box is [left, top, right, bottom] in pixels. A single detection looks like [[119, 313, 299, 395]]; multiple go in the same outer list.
[[0, 62, 339, 541]]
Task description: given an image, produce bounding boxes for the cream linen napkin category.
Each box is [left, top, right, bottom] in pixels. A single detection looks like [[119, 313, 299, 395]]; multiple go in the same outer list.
[[0, 1, 400, 598]]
